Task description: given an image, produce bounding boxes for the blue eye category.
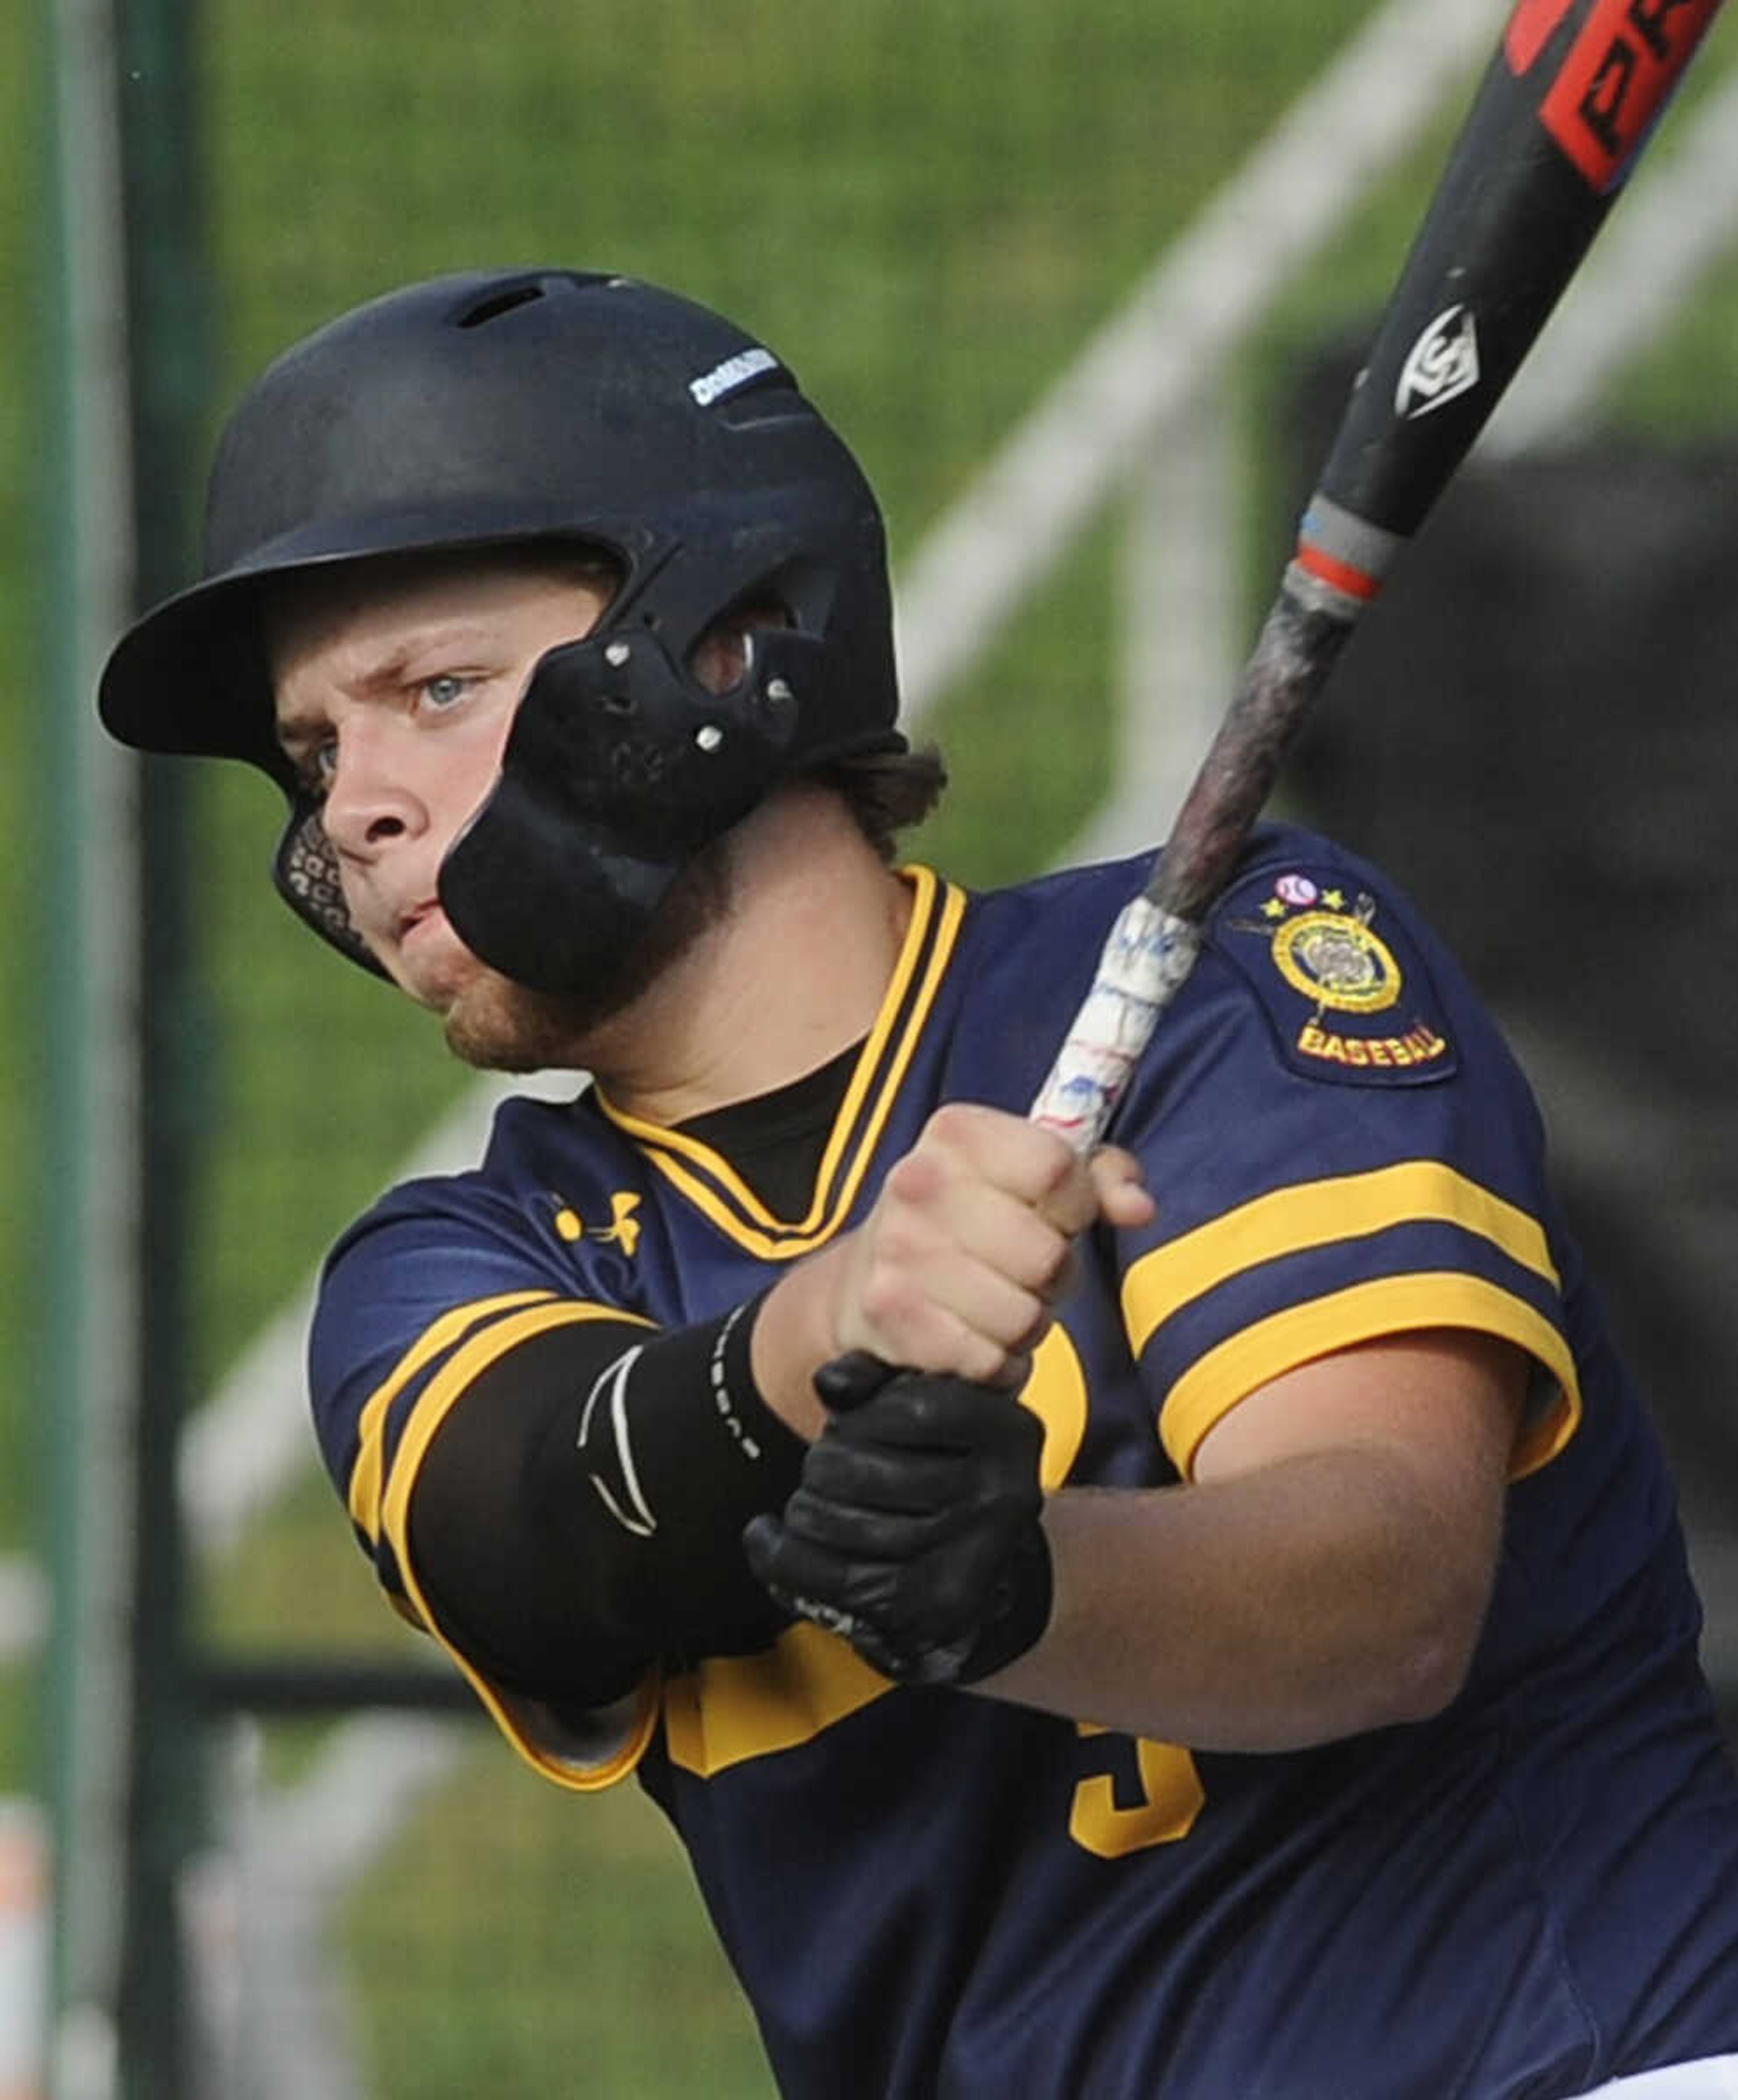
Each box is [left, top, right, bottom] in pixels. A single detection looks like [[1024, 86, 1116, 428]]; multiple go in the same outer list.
[[422, 673, 469, 709]]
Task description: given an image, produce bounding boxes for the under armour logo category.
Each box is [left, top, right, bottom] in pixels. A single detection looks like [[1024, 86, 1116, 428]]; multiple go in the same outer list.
[[553, 1191, 643, 1258]]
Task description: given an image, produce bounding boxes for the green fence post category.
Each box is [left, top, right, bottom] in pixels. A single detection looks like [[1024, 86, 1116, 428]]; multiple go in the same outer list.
[[113, 0, 213, 2090], [40, 0, 212, 2089], [38, 0, 144, 2090]]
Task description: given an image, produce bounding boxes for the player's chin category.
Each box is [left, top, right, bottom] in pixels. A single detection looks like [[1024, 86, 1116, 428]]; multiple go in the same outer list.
[[430, 845, 735, 1073], [381, 941, 475, 1022], [373, 940, 538, 1068], [439, 969, 611, 1074], [374, 913, 599, 1070]]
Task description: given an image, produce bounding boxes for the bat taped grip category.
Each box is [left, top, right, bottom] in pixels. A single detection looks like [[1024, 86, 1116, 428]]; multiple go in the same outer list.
[[1029, 897, 1203, 1154]]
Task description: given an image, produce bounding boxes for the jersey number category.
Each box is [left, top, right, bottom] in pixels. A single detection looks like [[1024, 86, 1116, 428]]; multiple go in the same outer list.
[[1020, 1334, 1207, 1857], [1070, 1724, 1204, 1858]]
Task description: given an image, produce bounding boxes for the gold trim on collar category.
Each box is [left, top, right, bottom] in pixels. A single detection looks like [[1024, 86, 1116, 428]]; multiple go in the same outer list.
[[596, 866, 965, 1259]]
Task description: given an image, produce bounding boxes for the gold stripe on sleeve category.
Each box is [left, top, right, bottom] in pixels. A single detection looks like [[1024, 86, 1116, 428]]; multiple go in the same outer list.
[[1122, 1160, 1559, 1360], [346, 1290, 558, 1542], [375, 1298, 659, 1791], [1157, 1271, 1582, 1482]]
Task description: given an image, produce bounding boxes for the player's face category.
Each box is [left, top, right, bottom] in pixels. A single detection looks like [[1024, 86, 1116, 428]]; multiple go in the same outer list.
[[270, 558, 614, 1023]]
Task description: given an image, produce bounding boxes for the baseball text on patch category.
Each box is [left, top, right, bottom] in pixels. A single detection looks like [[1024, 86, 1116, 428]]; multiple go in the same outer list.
[[1210, 865, 1458, 1087]]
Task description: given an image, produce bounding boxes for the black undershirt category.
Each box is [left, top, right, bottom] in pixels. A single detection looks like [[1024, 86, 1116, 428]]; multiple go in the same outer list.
[[672, 1038, 863, 1216]]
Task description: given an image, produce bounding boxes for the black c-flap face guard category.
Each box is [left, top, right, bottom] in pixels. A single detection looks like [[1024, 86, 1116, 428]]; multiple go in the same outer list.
[[437, 622, 818, 993]]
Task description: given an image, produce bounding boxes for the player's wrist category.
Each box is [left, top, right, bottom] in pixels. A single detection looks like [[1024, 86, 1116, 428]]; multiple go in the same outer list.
[[753, 1242, 857, 1440]]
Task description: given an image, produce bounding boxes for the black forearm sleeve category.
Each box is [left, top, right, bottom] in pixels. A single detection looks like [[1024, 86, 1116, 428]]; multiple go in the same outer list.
[[408, 1295, 805, 1710]]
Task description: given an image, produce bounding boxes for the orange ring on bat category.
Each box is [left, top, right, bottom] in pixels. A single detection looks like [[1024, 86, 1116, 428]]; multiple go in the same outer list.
[[1295, 542, 1385, 601]]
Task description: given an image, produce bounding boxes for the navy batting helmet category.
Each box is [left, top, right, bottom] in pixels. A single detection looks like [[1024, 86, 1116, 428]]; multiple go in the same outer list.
[[97, 267, 904, 989]]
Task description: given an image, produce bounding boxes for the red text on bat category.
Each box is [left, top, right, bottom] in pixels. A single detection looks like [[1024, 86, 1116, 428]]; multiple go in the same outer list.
[[1539, 0, 1720, 191], [1506, 0, 1579, 74]]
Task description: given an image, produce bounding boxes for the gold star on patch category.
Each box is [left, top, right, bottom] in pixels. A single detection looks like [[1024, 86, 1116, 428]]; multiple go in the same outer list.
[[1261, 897, 1287, 919], [1322, 888, 1346, 909]]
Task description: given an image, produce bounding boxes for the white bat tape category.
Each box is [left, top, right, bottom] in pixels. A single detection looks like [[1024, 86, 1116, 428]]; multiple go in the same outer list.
[[1028, 896, 1203, 1151]]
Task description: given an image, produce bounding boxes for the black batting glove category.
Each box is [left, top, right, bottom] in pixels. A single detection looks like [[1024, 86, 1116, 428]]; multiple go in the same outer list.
[[742, 1353, 1053, 1687]]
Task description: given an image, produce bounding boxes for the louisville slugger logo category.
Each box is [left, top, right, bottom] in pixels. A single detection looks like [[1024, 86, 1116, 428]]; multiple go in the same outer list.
[[1517, 0, 1722, 193], [1394, 304, 1480, 420]]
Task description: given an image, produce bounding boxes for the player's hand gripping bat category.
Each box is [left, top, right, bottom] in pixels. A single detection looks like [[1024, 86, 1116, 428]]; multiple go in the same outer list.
[[1029, 0, 1725, 1149], [749, 0, 1728, 1685]]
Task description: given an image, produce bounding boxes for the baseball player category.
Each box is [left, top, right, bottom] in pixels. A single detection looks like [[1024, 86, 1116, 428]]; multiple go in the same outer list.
[[100, 268, 1738, 2098]]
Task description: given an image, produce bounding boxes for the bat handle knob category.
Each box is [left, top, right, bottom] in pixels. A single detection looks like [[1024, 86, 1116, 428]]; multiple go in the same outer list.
[[813, 1351, 896, 1413]]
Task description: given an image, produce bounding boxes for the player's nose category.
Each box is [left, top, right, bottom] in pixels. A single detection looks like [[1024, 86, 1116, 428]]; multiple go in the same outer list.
[[320, 719, 430, 859]]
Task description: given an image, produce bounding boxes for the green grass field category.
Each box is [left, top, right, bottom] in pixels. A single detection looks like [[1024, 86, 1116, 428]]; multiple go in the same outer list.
[[15, 0, 1738, 2090]]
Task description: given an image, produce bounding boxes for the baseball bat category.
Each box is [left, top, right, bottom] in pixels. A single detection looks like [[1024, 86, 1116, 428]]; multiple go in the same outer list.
[[1028, 0, 1726, 1148]]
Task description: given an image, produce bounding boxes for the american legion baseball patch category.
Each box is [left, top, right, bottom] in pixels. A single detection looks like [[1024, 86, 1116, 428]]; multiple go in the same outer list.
[[1210, 864, 1457, 1087]]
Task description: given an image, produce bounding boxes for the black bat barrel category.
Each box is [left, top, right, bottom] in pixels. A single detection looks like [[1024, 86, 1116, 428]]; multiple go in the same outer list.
[[1313, 0, 1722, 551]]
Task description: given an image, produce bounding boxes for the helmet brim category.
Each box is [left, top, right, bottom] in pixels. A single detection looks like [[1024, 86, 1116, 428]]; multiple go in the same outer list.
[[97, 501, 641, 774]]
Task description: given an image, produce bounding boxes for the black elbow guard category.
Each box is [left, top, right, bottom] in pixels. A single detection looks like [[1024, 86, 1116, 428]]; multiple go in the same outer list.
[[410, 1295, 807, 1705], [564, 1295, 807, 1660]]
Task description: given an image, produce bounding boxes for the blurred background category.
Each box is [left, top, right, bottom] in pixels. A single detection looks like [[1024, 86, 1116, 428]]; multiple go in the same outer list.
[[14, 0, 1738, 2092]]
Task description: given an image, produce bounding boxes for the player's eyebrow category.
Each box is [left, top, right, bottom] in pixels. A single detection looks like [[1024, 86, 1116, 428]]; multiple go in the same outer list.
[[272, 622, 508, 743], [343, 624, 504, 692]]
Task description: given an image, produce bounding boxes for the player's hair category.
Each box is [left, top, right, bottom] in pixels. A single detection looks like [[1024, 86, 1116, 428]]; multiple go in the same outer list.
[[814, 745, 948, 860]]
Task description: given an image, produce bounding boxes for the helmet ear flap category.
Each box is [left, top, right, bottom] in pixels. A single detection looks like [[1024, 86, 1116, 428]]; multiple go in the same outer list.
[[272, 803, 390, 978]]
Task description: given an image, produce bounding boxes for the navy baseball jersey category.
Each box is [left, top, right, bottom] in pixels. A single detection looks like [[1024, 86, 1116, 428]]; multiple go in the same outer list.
[[310, 824, 1738, 2098]]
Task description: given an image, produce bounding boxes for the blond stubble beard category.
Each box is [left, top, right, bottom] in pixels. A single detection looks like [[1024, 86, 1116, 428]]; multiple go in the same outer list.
[[436, 846, 735, 1074]]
